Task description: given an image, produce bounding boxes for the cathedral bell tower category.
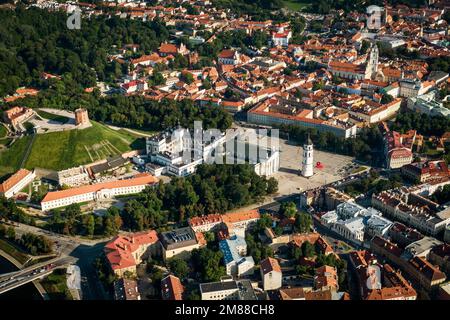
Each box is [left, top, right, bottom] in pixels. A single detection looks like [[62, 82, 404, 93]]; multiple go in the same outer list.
[[301, 134, 314, 178]]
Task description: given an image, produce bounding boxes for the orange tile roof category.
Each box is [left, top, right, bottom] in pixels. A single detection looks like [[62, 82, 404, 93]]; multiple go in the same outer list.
[[105, 230, 159, 270], [159, 43, 178, 54], [260, 257, 281, 274], [189, 214, 222, 227], [222, 209, 260, 224], [218, 49, 236, 59], [0, 169, 33, 193], [42, 173, 158, 203], [161, 275, 184, 300]]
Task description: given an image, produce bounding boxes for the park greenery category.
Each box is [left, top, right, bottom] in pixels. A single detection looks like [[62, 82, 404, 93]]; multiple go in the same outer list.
[[0, 196, 35, 225], [40, 268, 73, 300], [391, 111, 450, 137], [281, 124, 384, 166], [121, 164, 279, 231], [17, 232, 53, 255], [342, 170, 403, 196], [0, 6, 170, 97], [191, 247, 226, 282], [288, 240, 347, 289], [46, 204, 123, 237], [17, 82, 233, 132], [431, 184, 450, 205], [0, 120, 144, 177]]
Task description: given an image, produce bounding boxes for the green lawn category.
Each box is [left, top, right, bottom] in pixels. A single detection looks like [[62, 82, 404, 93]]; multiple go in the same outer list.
[[23, 121, 143, 171], [0, 138, 12, 147], [40, 269, 72, 300], [351, 166, 368, 174], [282, 0, 311, 11], [0, 136, 32, 179], [0, 124, 7, 138], [0, 238, 29, 265], [36, 110, 70, 124], [0, 121, 145, 176]]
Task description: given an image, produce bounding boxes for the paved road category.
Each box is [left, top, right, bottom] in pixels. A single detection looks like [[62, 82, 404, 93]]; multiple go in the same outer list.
[[1, 222, 112, 300], [0, 256, 76, 295]]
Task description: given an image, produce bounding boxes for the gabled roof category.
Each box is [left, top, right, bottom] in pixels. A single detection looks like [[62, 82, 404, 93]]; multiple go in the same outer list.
[[0, 169, 33, 194], [260, 257, 281, 274], [105, 230, 159, 270], [161, 275, 184, 300]]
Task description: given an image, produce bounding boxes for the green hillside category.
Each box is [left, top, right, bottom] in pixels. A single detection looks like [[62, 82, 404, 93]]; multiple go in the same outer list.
[[0, 122, 145, 177], [0, 136, 32, 179]]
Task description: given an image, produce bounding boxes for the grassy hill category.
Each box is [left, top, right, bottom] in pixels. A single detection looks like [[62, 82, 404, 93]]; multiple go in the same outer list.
[[282, 0, 311, 11], [0, 121, 145, 178], [0, 124, 7, 139], [0, 136, 32, 179]]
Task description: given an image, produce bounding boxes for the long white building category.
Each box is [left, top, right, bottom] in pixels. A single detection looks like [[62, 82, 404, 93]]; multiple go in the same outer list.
[[41, 173, 158, 211], [0, 169, 36, 199]]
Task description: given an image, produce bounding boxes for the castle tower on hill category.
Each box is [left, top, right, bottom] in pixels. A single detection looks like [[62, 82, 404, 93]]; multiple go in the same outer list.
[[301, 134, 314, 178], [75, 108, 89, 126]]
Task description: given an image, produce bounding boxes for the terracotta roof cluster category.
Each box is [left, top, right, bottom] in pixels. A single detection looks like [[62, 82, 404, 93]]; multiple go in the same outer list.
[[188, 210, 260, 229], [105, 230, 158, 271], [349, 250, 417, 300], [314, 265, 338, 291], [409, 256, 446, 283], [291, 232, 334, 256]]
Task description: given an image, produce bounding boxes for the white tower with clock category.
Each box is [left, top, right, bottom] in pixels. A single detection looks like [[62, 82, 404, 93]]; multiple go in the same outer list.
[[301, 134, 314, 178]]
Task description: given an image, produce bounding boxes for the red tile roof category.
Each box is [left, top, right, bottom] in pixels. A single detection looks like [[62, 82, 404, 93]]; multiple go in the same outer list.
[[222, 209, 260, 224], [161, 275, 184, 300], [260, 257, 281, 274], [0, 169, 33, 194], [105, 230, 159, 271]]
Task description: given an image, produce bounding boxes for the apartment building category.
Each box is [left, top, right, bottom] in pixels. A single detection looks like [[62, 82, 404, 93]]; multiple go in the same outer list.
[[159, 227, 204, 260], [314, 265, 339, 293], [382, 126, 416, 169], [220, 235, 255, 277], [371, 236, 446, 291], [401, 160, 450, 183], [248, 97, 357, 138], [260, 257, 282, 291], [371, 188, 450, 236], [200, 279, 257, 300], [349, 250, 417, 300]]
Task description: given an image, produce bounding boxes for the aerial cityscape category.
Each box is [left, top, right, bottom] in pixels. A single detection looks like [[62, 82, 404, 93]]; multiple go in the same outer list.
[[0, 0, 450, 304]]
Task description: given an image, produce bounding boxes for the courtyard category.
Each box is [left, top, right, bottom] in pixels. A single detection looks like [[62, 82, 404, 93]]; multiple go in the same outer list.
[[273, 139, 355, 196]]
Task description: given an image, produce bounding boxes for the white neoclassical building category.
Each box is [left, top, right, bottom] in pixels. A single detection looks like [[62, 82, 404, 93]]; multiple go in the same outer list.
[[41, 173, 158, 211]]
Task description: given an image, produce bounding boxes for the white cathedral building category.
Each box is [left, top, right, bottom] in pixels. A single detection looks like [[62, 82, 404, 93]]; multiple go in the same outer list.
[[301, 135, 314, 177]]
